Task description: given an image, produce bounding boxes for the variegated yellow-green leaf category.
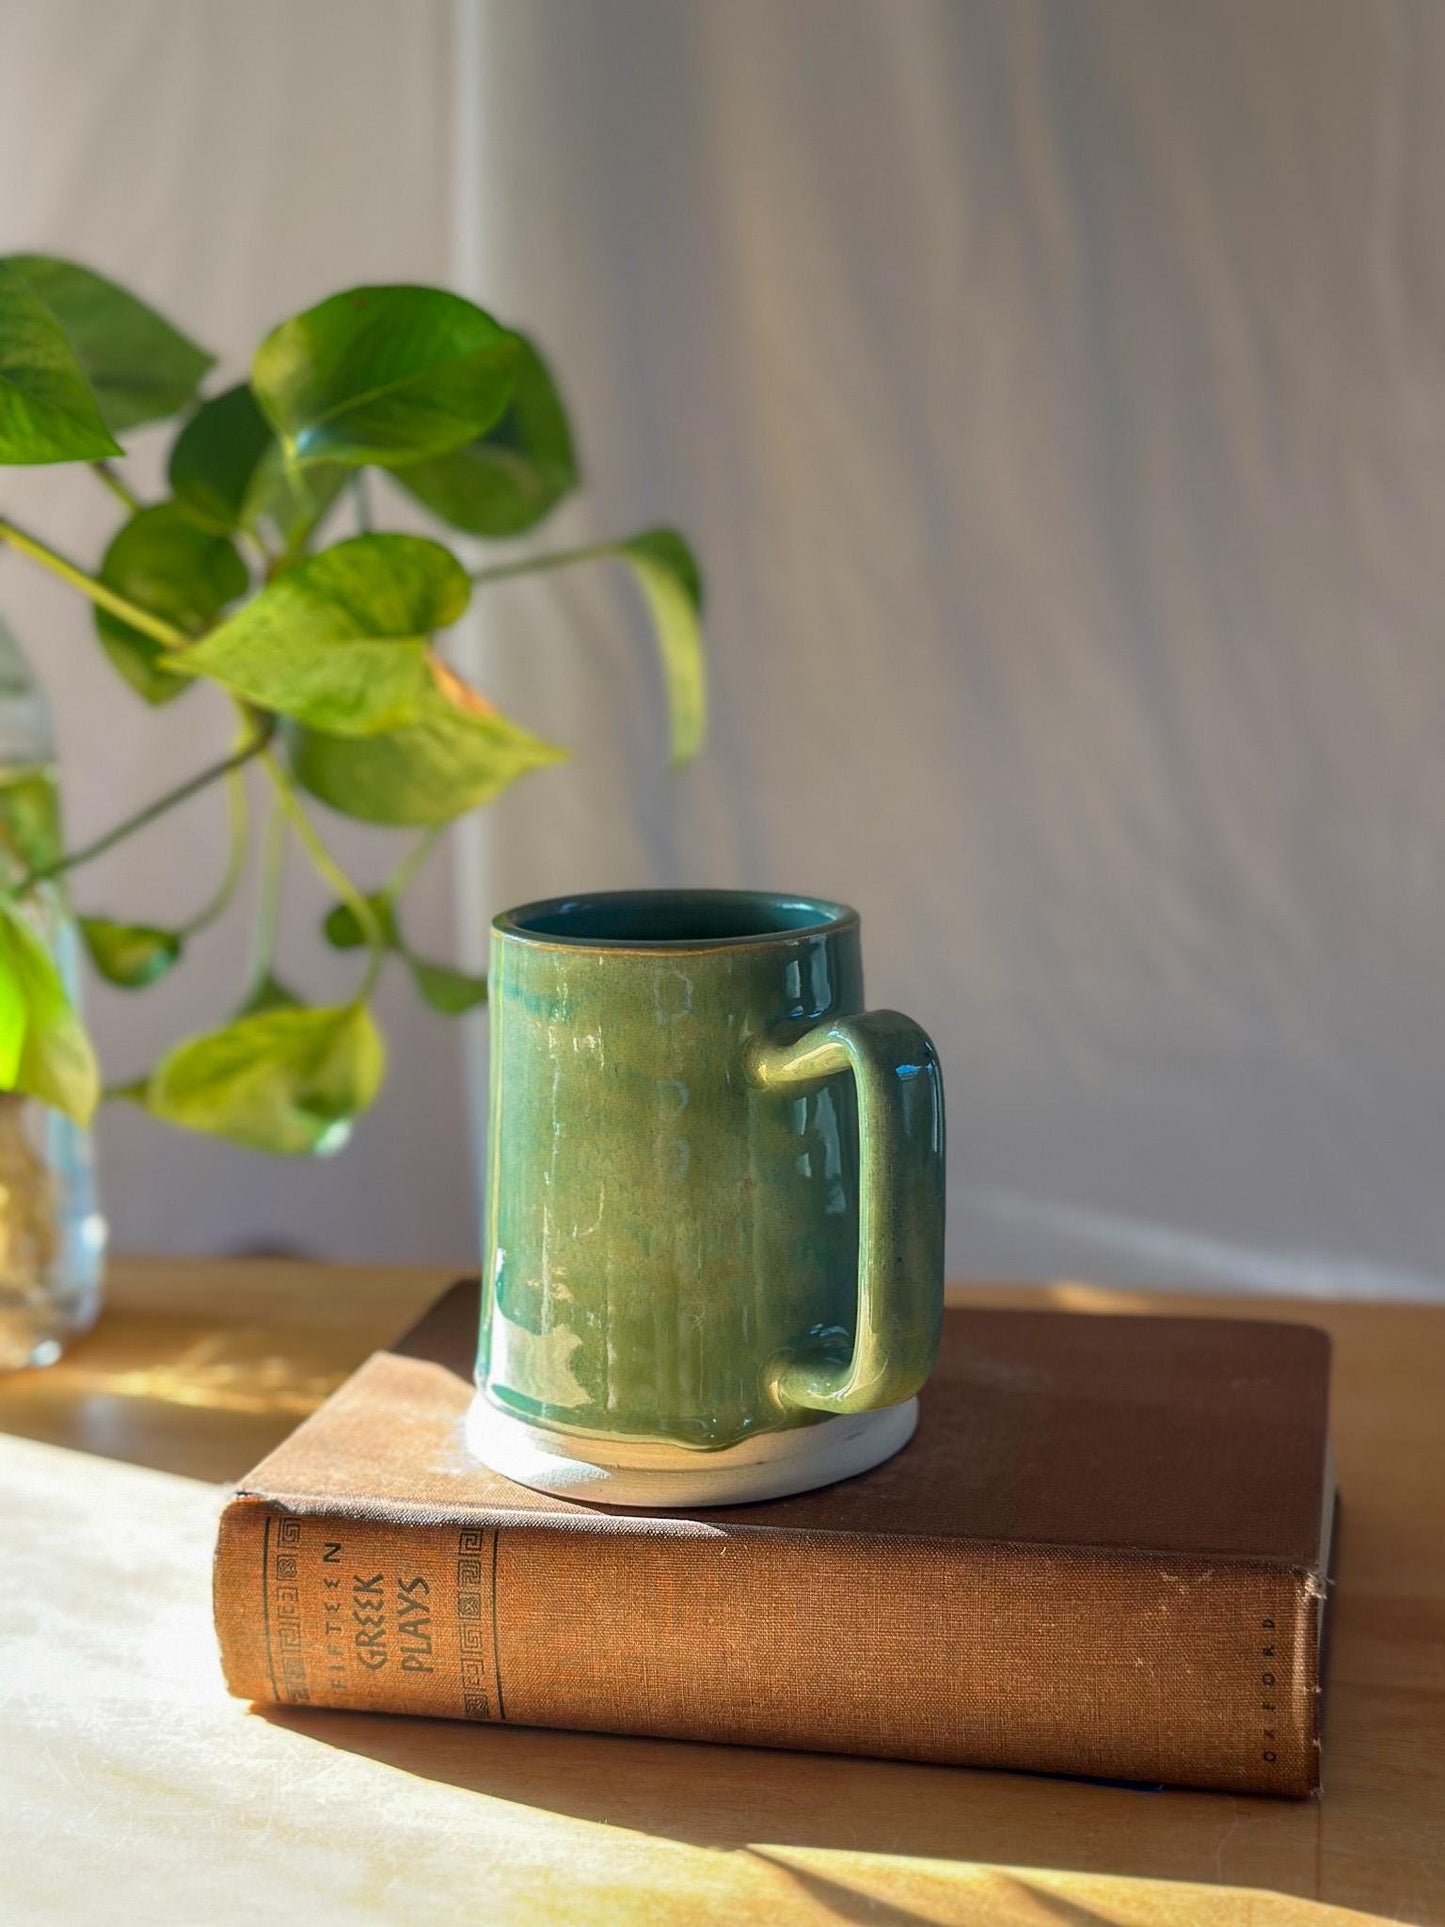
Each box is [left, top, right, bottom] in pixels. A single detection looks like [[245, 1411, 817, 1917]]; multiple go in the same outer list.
[[144, 1002, 385, 1155], [0, 902, 99, 1122], [171, 534, 470, 734], [287, 659, 564, 824], [615, 528, 706, 765], [80, 917, 182, 990], [407, 956, 488, 1014]]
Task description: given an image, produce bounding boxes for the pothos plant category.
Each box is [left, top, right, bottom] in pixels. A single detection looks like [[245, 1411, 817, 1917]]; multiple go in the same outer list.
[[0, 258, 704, 1154]]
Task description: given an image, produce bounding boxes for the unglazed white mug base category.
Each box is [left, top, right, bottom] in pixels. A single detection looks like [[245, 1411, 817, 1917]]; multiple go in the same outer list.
[[465, 1392, 919, 1507]]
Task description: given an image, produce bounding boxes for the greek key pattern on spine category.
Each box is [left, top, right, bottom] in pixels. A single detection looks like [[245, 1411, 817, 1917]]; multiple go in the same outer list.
[[270, 1516, 310, 1705], [456, 1528, 504, 1721]]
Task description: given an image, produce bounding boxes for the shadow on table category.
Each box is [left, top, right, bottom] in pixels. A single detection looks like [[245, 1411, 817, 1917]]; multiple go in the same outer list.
[[745, 1857, 1125, 1927], [258, 1703, 1312, 1904], [0, 1311, 365, 1483]]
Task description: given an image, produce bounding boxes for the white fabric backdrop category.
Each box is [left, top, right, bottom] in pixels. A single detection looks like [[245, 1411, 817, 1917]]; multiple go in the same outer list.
[[459, 0, 1445, 1298], [3, 0, 1445, 1297]]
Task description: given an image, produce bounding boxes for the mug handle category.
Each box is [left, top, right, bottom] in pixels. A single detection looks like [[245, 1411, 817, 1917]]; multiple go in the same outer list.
[[747, 1010, 945, 1416]]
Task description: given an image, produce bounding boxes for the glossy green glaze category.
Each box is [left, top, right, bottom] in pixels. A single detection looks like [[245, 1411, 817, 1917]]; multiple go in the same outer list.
[[480, 889, 944, 1451]]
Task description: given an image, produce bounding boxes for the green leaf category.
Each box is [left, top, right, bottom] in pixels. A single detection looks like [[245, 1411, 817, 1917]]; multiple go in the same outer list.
[[252, 285, 522, 469], [0, 943, 24, 1084], [236, 971, 302, 1017], [79, 917, 182, 989], [0, 763, 62, 876], [93, 502, 248, 703], [0, 260, 120, 463], [168, 383, 347, 547], [168, 384, 274, 533], [2, 255, 213, 434], [172, 533, 469, 733], [145, 1001, 385, 1156], [318, 891, 484, 1011], [617, 529, 706, 764], [0, 902, 99, 1122], [391, 336, 577, 536], [407, 955, 488, 1015], [474, 529, 706, 764], [287, 660, 564, 825], [321, 893, 397, 951]]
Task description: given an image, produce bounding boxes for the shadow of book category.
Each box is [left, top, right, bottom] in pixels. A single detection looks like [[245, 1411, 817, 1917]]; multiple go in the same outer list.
[[255, 1701, 1312, 1902]]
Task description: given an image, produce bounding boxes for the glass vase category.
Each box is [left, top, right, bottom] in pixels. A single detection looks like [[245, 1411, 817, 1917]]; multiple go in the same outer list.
[[0, 624, 107, 1370]]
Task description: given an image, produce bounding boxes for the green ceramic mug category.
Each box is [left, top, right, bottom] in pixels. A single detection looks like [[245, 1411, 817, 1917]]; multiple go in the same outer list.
[[469, 889, 945, 1505]]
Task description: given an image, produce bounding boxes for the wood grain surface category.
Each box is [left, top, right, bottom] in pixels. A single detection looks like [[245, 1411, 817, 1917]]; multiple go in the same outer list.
[[1, 1258, 1441, 1926]]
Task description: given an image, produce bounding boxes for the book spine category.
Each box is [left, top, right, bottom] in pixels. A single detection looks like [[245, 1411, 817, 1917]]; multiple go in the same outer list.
[[214, 1496, 1319, 1796]]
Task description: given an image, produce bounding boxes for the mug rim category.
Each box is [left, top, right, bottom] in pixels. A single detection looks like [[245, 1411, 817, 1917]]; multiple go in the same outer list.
[[493, 887, 859, 952]]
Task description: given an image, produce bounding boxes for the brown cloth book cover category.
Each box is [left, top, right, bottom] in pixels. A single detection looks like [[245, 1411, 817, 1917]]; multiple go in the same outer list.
[[214, 1285, 1335, 1796]]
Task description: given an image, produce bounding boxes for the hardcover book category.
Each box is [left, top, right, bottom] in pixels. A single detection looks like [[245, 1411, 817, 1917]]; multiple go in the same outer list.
[[214, 1284, 1336, 1796]]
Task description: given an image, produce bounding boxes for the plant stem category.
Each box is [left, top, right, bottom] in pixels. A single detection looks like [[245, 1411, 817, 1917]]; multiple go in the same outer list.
[[270, 481, 339, 578], [240, 527, 276, 575], [91, 461, 141, 514], [178, 757, 250, 938], [102, 1077, 149, 1104], [469, 542, 614, 588], [245, 798, 288, 994], [0, 517, 185, 650], [13, 729, 272, 895], [386, 824, 442, 899], [260, 749, 386, 991]]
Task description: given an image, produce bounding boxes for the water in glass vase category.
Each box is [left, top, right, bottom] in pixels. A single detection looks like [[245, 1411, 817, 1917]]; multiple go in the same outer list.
[[0, 619, 106, 1370]]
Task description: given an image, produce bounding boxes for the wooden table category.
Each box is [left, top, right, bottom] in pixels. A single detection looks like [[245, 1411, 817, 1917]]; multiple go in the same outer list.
[[1, 1260, 1441, 1926]]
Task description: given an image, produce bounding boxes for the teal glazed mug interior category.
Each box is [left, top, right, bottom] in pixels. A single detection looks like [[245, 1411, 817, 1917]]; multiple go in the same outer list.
[[468, 888, 945, 1505]]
